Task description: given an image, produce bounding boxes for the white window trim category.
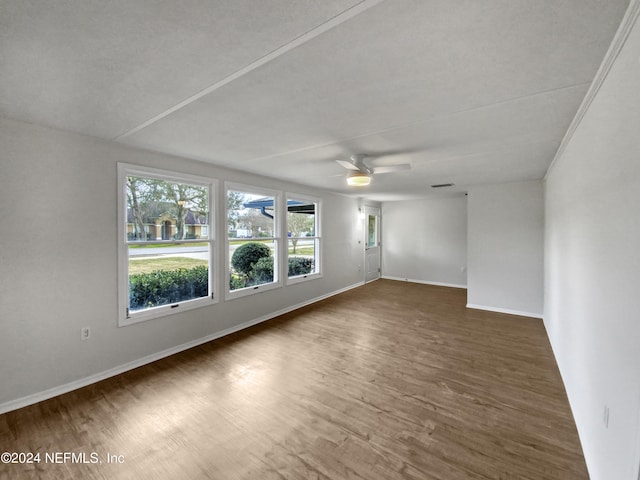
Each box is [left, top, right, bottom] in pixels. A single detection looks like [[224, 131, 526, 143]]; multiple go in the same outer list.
[[285, 192, 322, 286], [225, 182, 282, 301], [117, 163, 217, 326]]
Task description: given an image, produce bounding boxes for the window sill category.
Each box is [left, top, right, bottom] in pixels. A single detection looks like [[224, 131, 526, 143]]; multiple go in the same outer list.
[[286, 272, 322, 286], [225, 281, 282, 301], [119, 296, 217, 327]]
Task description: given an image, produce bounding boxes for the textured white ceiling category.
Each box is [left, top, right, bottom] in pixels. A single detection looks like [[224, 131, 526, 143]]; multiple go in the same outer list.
[[0, 0, 630, 200]]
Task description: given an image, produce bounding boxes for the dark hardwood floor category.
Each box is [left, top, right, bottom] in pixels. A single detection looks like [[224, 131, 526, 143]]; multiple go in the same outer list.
[[0, 280, 587, 479]]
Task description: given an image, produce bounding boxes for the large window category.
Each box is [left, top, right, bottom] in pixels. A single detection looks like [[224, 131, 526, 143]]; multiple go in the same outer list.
[[286, 195, 321, 284], [118, 164, 215, 325], [226, 184, 281, 298]]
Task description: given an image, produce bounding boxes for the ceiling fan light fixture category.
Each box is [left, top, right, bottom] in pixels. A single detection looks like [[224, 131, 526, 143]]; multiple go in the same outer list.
[[346, 171, 372, 186]]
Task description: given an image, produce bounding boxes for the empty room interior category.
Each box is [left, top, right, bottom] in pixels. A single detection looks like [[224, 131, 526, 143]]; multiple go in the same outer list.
[[1, 1, 639, 479]]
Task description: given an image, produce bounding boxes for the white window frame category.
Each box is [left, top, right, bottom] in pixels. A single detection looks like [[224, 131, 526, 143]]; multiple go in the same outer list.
[[225, 182, 282, 300], [285, 193, 322, 285], [117, 163, 217, 326]]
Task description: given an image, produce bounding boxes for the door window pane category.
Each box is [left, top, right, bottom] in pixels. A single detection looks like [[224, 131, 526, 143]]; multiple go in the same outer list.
[[367, 214, 378, 248]]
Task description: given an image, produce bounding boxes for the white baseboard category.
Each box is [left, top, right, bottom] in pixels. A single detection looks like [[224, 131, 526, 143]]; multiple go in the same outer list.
[[466, 303, 543, 319], [0, 281, 364, 415], [382, 275, 467, 289]]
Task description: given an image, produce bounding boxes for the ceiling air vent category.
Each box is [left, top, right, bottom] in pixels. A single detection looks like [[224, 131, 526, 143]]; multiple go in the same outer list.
[[431, 183, 454, 188]]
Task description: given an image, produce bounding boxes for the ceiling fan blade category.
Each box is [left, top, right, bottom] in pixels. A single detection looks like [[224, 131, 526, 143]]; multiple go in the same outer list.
[[336, 159, 360, 171], [371, 164, 411, 174]]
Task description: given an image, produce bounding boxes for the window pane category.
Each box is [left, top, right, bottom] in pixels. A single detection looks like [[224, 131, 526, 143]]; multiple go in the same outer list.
[[288, 238, 316, 277], [128, 243, 209, 311], [228, 190, 275, 240], [229, 240, 276, 290], [124, 172, 211, 318], [367, 214, 377, 248], [227, 189, 277, 292], [287, 199, 318, 279], [287, 202, 315, 238], [126, 176, 209, 241]]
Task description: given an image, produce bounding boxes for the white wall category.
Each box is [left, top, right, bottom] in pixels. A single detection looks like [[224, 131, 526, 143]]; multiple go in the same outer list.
[[381, 195, 467, 287], [467, 180, 544, 317], [544, 4, 640, 478], [0, 117, 364, 411]]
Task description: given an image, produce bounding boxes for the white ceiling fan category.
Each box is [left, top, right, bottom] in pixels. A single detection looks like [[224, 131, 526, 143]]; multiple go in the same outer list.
[[336, 154, 411, 186]]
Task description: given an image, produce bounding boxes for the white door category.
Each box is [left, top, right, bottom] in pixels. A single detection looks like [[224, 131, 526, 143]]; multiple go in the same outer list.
[[364, 206, 381, 283]]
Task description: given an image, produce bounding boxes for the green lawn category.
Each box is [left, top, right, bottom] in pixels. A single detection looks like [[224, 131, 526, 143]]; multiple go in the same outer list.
[[288, 246, 314, 255], [229, 238, 271, 246]]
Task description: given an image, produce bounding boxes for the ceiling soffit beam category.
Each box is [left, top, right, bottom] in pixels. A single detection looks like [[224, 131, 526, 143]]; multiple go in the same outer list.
[[115, 0, 385, 142]]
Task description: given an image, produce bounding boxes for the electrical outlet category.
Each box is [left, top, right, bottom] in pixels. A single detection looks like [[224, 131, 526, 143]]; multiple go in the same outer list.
[[81, 327, 91, 341], [603, 405, 610, 428]]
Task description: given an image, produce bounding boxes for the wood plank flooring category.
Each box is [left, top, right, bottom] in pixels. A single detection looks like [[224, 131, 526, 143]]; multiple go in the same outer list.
[[0, 280, 588, 479]]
